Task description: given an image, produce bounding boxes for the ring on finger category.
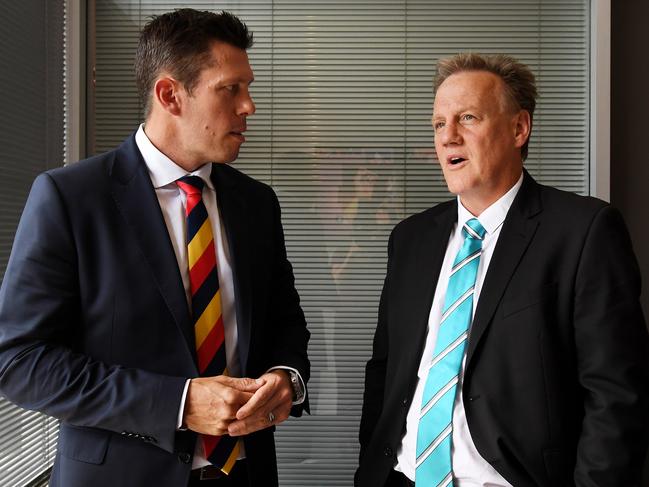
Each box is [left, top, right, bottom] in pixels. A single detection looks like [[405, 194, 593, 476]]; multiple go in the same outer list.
[[268, 411, 276, 424]]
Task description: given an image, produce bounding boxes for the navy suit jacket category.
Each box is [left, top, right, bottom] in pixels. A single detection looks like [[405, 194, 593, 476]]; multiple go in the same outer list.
[[357, 171, 649, 486], [0, 134, 310, 487]]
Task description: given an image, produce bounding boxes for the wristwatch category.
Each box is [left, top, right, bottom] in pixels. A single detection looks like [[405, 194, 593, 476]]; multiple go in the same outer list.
[[287, 369, 305, 403]]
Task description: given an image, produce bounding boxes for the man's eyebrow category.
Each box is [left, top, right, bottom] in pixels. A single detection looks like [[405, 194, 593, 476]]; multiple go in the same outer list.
[[433, 105, 481, 118], [215, 76, 255, 86]]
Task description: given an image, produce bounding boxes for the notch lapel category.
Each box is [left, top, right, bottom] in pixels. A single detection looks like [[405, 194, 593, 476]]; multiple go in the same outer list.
[[210, 165, 252, 376], [466, 172, 542, 367], [400, 203, 457, 380], [109, 135, 197, 370]]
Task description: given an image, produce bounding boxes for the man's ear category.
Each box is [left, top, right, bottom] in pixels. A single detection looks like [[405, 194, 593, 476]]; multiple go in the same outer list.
[[513, 109, 532, 149], [152, 76, 183, 116]]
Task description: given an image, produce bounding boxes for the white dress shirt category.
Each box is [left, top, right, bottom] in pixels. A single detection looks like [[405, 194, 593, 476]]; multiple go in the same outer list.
[[395, 173, 523, 486], [135, 125, 303, 469]]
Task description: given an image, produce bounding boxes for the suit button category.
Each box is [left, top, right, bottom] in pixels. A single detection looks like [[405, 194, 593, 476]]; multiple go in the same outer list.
[[178, 452, 191, 464], [401, 397, 409, 407], [384, 446, 394, 457]]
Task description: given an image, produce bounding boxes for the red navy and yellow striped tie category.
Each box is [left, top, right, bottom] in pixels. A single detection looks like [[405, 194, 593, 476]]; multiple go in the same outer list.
[[176, 175, 240, 474]]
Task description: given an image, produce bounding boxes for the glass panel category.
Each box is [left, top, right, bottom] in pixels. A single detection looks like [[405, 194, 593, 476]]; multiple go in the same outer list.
[[92, 1, 590, 485]]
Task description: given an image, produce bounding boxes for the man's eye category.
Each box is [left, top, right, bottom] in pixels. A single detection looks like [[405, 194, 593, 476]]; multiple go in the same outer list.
[[433, 121, 445, 130], [461, 114, 475, 121], [224, 85, 236, 92]]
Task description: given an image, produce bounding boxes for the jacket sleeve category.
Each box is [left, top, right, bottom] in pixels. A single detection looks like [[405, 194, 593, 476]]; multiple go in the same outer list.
[[0, 173, 187, 454], [266, 188, 311, 416], [572, 205, 649, 485]]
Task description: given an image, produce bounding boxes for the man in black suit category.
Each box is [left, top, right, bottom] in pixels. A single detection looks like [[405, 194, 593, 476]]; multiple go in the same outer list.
[[356, 53, 649, 487], [0, 9, 309, 487]]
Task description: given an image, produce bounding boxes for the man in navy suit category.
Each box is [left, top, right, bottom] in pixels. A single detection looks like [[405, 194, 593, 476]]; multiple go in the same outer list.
[[0, 9, 309, 487], [356, 53, 649, 486]]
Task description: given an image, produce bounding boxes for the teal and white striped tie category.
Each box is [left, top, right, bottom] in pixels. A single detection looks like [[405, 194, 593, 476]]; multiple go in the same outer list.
[[415, 218, 486, 487]]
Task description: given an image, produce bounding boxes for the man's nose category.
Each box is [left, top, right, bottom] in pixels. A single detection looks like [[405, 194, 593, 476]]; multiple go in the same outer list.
[[439, 121, 461, 145], [239, 90, 256, 117]]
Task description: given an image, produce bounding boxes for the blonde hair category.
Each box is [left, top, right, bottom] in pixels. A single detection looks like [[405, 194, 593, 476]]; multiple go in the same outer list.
[[435, 53, 538, 160]]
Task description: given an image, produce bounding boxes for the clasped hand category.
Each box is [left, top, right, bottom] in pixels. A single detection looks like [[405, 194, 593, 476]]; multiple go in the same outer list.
[[182, 370, 293, 437]]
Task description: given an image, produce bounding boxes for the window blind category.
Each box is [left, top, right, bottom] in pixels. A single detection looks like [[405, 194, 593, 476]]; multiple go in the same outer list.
[[92, 1, 589, 485], [0, 1, 64, 485]]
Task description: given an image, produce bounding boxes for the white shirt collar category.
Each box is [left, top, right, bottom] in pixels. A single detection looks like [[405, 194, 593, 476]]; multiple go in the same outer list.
[[134, 123, 214, 190], [456, 172, 524, 235]]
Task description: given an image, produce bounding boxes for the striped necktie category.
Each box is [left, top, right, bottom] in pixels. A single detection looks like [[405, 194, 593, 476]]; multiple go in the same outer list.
[[176, 176, 240, 474], [415, 218, 486, 487]]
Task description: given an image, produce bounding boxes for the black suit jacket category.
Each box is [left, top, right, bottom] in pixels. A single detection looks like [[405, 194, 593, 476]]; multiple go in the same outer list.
[[0, 134, 310, 487], [357, 172, 649, 486]]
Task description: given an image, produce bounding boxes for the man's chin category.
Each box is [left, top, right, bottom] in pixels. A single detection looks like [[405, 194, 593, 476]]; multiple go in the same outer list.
[[442, 178, 466, 197], [214, 149, 240, 165]]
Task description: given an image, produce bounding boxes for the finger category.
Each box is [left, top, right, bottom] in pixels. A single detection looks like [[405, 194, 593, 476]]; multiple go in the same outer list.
[[264, 392, 292, 423], [183, 379, 248, 434], [218, 387, 255, 411], [228, 390, 294, 436], [214, 375, 265, 393], [228, 410, 275, 436], [231, 390, 293, 436], [235, 381, 276, 420], [236, 370, 294, 419], [211, 419, 234, 436]]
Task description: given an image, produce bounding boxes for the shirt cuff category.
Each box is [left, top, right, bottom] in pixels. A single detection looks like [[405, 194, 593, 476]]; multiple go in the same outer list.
[[177, 378, 191, 430], [266, 366, 306, 405]]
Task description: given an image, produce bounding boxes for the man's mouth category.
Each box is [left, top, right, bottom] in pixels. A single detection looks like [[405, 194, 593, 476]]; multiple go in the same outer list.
[[230, 129, 246, 141], [448, 156, 467, 165]]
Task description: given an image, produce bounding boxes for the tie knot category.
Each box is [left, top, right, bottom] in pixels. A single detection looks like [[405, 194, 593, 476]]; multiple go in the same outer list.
[[462, 218, 486, 241], [176, 176, 204, 196]]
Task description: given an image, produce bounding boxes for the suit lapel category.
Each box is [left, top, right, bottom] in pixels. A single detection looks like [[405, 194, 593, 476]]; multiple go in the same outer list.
[[109, 135, 196, 368], [210, 165, 252, 376], [466, 171, 542, 367], [402, 202, 457, 375]]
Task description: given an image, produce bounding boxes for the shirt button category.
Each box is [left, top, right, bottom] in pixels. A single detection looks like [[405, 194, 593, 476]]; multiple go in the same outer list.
[[178, 452, 191, 464]]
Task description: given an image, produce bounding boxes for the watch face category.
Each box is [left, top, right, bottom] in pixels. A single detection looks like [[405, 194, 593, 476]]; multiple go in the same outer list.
[[288, 371, 304, 402]]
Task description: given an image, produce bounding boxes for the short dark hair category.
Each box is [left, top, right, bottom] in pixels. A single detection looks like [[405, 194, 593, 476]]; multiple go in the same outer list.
[[135, 9, 254, 118], [434, 53, 538, 160]]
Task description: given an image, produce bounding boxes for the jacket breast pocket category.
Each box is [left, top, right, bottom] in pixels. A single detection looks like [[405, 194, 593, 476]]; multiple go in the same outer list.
[[502, 282, 558, 318], [58, 424, 110, 465]]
